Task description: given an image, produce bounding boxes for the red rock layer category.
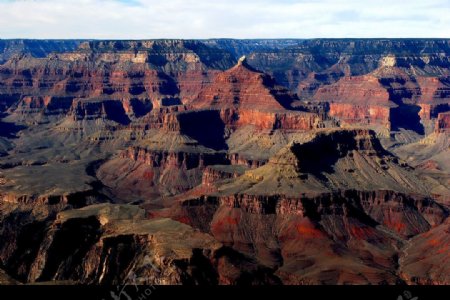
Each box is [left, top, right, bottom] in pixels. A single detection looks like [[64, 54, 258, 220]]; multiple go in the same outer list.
[[203, 190, 445, 235], [219, 108, 318, 131], [419, 103, 450, 120], [435, 111, 450, 133], [329, 103, 391, 127], [314, 75, 390, 105], [314, 75, 393, 128], [201, 167, 241, 187], [121, 147, 217, 167], [0, 41, 232, 123], [140, 106, 189, 130], [97, 148, 228, 201], [121, 147, 266, 170], [176, 59, 320, 131], [175, 70, 218, 104], [169, 189, 447, 284], [192, 59, 291, 111], [416, 77, 450, 104], [399, 218, 450, 284], [97, 146, 267, 201]]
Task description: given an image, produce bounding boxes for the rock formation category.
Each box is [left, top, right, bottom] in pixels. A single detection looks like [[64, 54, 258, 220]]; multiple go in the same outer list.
[[0, 39, 449, 285]]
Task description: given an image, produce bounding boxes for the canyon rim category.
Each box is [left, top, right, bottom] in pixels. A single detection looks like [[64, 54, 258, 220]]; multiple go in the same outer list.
[[0, 39, 449, 286]]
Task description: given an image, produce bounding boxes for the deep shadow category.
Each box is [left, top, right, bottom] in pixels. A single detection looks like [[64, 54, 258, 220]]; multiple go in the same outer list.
[[176, 248, 219, 285], [45, 97, 75, 114], [129, 98, 152, 117], [128, 83, 146, 95], [300, 190, 381, 226], [161, 97, 182, 106], [0, 94, 21, 112], [183, 41, 235, 69], [291, 130, 388, 181], [148, 54, 168, 67], [178, 110, 228, 151], [158, 72, 180, 95], [213, 246, 282, 285], [0, 113, 26, 138], [291, 131, 356, 178], [37, 216, 102, 282], [390, 104, 425, 135], [65, 80, 82, 93], [103, 101, 131, 125], [95, 234, 139, 284], [1, 213, 49, 281], [260, 74, 296, 109]]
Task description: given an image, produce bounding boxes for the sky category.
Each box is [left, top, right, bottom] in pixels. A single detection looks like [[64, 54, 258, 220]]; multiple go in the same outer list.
[[0, 0, 449, 39]]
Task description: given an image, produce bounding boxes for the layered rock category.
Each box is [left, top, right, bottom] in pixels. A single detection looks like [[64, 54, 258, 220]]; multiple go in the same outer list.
[[418, 103, 450, 121], [0, 203, 281, 285], [314, 75, 394, 130], [315, 75, 391, 105], [201, 165, 247, 187], [188, 57, 319, 131], [376, 72, 450, 134], [0, 39, 80, 63], [192, 56, 291, 110], [173, 108, 319, 133], [1, 39, 450, 286], [165, 128, 448, 284], [245, 39, 450, 96], [328, 103, 391, 127], [313, 69, 450, 135], [0, 40, 236, 128], [170, 189, 447, 284], [218, 129, 426, 196], [13, 95, 75, 115], [416, 77, 450, 104], [399, 218, 450, 284], [97, 146, 229, 201], [435, 111, 450, 133], [98, 140, 274, 202]]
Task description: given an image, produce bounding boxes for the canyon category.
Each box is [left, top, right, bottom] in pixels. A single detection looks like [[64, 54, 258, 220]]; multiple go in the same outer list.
[[0, 39, 449, 285]]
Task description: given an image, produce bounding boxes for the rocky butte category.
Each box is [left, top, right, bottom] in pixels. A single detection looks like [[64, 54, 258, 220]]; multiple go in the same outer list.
[[0, 39, 449, 285]]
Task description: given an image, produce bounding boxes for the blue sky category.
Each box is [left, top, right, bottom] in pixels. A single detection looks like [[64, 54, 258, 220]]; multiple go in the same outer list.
[[0, 0, 448, 39]]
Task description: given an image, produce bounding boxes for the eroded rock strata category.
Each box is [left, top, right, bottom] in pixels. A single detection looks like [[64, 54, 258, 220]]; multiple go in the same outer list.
[[0, 39, 449, 285]]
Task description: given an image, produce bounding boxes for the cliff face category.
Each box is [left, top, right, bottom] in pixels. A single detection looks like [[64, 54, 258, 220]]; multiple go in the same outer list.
[[189, 57, 320, 131], [1, 39, 449, 136], [192, 57, 291, 110], [314, 75, 393, 129], [164, 129, 448, 284], [239, 40, 450, 136], [328, 103, 391, 126], [2, 188, 446, 285], [0, 39, 81, 63], [245, 39, 450, 94], [212, 129, 430, 198], [0, 39, 449, 286], [0, 40, 235, 127], [97, 148, 217, 201], [168, 189, 447, 284], [315, 74, 392, 129], [176, 108, 319, 132], [436, 111, 450, 133], [313, 72, 450, 134], [97, 141, 271, 202], [398, 217, 450, 284], [0, 202, 282, 285], [315, 75, 391, 105]]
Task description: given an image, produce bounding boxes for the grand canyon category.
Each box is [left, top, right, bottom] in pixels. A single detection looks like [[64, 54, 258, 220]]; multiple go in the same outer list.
[[0, 39, 449, 285]]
